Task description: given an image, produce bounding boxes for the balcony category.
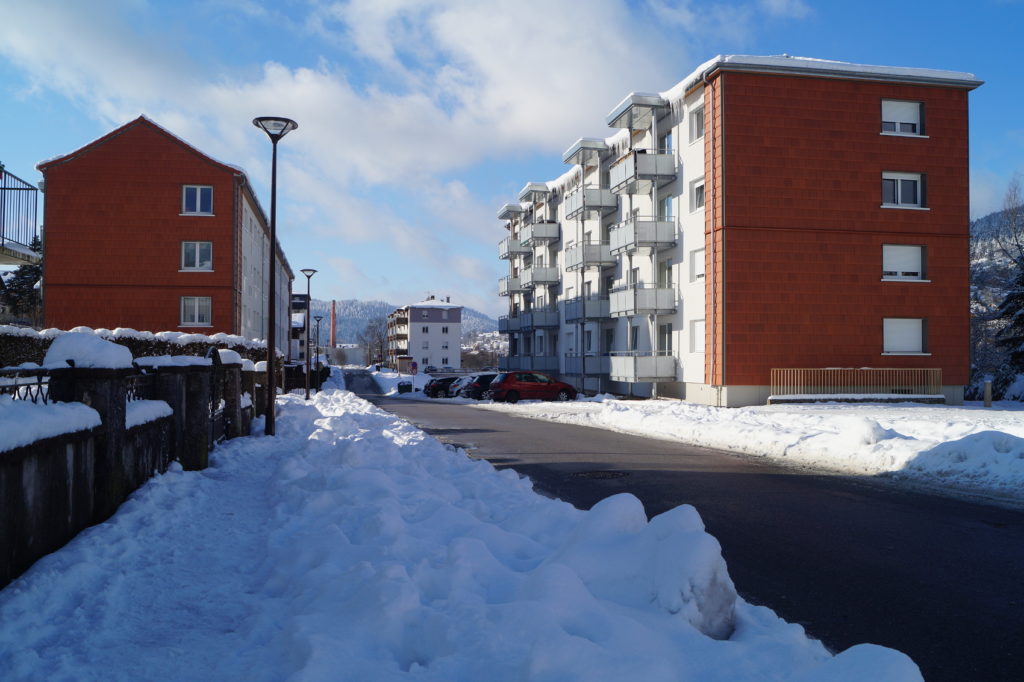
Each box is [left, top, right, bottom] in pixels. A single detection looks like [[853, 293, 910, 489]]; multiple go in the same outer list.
[[498, 315, 522, 333], [609, 150, 676, 195], [609, 351, 677, 383], [564, 186, 618, 220], [609, 284, 676, 317], [499, 276, 525, 296], [522, 266, 559, 288], [520, 220, 560, 246], [564, 354, 611, 375], [609, 216, 676, 255], [522, 356, 559, 372], [564, 295, 610, 322], [498, 203, 525, 221], [389, 346, 409, 356], [388, 332, 408, 341], [566, 240, 615, 271], [498, 356, 523, 371], [499, 236, 531, 260], [519, 182, 550, 204], [521, 309, 559, 330]]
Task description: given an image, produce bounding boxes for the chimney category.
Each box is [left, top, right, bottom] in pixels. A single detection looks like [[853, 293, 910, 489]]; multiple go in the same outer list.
[[446, 296, 450, 303], [330, 300, 337, 347]]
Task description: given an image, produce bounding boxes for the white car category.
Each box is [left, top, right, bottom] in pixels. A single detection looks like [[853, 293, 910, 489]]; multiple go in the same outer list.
[[447, 374, 477, 397]]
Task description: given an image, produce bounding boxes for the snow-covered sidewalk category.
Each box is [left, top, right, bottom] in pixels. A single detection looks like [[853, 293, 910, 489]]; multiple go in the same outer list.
[[0, 373, 921, 681]]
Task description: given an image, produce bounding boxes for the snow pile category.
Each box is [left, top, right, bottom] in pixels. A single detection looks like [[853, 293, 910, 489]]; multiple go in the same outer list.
[[0, 396, 101, 452], [42, 332, 133, 369], [373, 368, 432, 395], [134, 355, 212, 368], [0, 379, 919, 680], [217, 349, 243, 365], [477, 400, 1024, 501]]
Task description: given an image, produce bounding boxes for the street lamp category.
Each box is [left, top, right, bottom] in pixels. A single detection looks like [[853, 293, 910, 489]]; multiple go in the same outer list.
[[313, 314, 324, 389], [300, 268, 317, 400], [253, 116, 297, 436]]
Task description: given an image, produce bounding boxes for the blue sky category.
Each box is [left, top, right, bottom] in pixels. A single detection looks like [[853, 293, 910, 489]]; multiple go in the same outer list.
[[2, 0, 1021, 318]]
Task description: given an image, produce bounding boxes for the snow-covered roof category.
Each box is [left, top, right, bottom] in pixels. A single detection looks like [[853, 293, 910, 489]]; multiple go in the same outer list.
[[497, 203, 525, 220], [517, 182, 550, 203], [408, 299, 461, 310], [562, 138, 609, 166], [605, 93, 669, 129]]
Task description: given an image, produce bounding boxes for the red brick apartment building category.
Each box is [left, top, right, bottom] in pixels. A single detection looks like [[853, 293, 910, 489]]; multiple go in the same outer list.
[[497, 56, 982, 405], [37, 117, 293, 351]]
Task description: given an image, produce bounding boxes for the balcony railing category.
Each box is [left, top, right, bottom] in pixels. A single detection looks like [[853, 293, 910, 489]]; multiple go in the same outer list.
[[609, 284, 676, 317], [609, 351, 677, 383], [565, 240, 616, 271], [389, 316, 408, 326], [498, 276, 525, 296], [0, 165, 40, 266], [564, 295, 610, 322], [498, 236, 531, 260], [564, 186, 618, 220], [520, 220, 560, 245], [498, 356, 523, 371], [388, 332, 408, 341], [609, 216, 676, 255], [609, 150, 676, 195], [564, 354, 611, 375], [521, 309, 559, 329], [498, 315, 522, 333], [522, 266, 559, 288], [770, 368, 943, 399], [522, 356, 559, 372]]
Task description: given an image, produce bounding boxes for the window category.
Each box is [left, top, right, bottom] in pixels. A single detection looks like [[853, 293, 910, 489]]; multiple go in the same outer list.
[[442, 357, 449, 365], [883, 318, 928, 354], [441, 326, 449, 334], [181, 241, 213, 271], [690, 178, 705, 212], [422, 341, 429, 350], [629, 325, 639, 351], [690, 249, 705, 282], [658, 323, 673, 352], [421, 310, 428, 319], [689, 106, 705, 143], [441, 341, 449, 350], [422, 326, 429, 333], [659, 195, 674, 221], [882, 100, 924, 136], [658, 259, 673, 288], [442, 310, 449, 320], [882, 172, 925, 208], [585, 330, 593, 352], [180, 296, 212, 326], [422, 357, 429, 365], [882, 245, 926, 280], [182, 186, 213, 215], [604, 329, 614, 353], [690, 319, 705, 353], [659, 129, 673, 154]]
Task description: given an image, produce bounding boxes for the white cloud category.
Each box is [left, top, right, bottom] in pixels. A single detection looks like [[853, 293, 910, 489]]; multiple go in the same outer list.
[[758, 0, 812, 19]]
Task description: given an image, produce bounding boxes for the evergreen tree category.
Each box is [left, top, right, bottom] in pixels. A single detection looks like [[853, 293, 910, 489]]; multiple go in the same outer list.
[[1, 236, 42, 321], [996, 266, 1024, 373]]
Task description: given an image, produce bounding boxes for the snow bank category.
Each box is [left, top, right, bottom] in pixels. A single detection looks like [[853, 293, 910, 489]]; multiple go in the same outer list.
[[0, 395, 101, 452], [42, 332, 133, 369], [0, 381, 919, 680], [476, 399, 1024, 502]]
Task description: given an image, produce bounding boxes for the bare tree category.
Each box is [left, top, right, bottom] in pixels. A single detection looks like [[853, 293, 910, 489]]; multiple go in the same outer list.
[[358, 316, 388, 366], [993, 174, 1024, 268]]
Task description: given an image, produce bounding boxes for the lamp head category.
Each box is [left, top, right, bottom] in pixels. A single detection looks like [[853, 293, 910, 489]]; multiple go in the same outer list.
[[253, 117, 298, 142], [300, 268, 318, 279]]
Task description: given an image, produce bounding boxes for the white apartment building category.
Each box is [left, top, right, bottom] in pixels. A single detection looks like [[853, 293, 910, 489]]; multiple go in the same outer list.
[[498, 55, 979, 405], [386, 296, 462, 371]]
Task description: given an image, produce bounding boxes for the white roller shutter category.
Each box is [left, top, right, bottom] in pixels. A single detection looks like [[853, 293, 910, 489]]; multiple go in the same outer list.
[[883, 318, 923, 353]]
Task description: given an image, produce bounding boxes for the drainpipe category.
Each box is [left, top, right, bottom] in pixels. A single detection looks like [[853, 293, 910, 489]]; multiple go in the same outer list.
[[702, 68, 722, 407], [650, 109, 660, 400]]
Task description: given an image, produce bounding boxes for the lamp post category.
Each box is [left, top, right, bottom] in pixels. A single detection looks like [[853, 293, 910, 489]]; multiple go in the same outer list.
[[313, 314, 323, 390], [252, 116, 297, 436], [300, 268, 317, 400]]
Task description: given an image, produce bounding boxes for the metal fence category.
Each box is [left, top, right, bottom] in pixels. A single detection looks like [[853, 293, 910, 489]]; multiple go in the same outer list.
[[0, 367, 50, 403], [770, 368, 943, 397], [0, 164, 39, 254]]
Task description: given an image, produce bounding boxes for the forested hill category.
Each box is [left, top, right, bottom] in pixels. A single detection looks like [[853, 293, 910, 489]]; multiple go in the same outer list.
[[308, 298, 498, 343]]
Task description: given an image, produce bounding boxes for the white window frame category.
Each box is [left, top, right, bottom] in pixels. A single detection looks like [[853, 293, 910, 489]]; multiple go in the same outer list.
[[182, 185, 213, 215], [882, 245, 927, 281], [690, 319, 706, 354], [422, 341, 429, 350], [180, 241, 213, 271], [690, 177, 706, 212], [659, 194, 674, 221], [881, 99, 925, 137], [689, 248, 706, 282], [883, 318, 929, 355], [881, 172, 926, 209], [689, 105, 705, 143], [421, 326, 429, 334], [180, 296, 212, 327]]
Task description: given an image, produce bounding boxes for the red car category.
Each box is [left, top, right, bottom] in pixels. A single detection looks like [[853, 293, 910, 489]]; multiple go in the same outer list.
[[485, 371, 577, 403]]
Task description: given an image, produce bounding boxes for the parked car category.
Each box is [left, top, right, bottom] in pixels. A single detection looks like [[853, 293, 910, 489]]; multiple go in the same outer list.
[[460, 373, 498, 400], [424, 376, 458, 398], [424, 365, 438, 374], [448, 375, 476, 397], [484, 371, 577, 403]]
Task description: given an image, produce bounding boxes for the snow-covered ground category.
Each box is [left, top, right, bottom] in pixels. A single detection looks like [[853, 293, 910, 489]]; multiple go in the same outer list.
[[377, 370, 1024, 506], [0, 371, 921, 681]]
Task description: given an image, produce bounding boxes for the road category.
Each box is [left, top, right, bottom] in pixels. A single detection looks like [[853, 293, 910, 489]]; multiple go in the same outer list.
[[344, 371, 1024, 682]]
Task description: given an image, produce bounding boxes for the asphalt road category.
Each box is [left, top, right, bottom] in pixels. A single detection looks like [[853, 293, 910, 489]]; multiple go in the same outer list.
[[345, 371, 1024, 682]]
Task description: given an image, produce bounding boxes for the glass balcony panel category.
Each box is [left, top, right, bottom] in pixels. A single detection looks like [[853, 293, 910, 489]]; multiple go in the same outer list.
[[609, 285, 676, 317], [522, 266, 559, 288], [564, 296, 611, 322], [609, 151, 677, 195], [565, 186, 618, 219], [499, 236, 531, 259], [499, 276, 524, 296], [498, 315, 521, 333], [520, 221, 560, 245], [522, 356, 559, 371], [564, 354, 611, 375], [609, 352, 677, 382], [566, 241, 616, 271], [608, 217, 676, 255], [521, 309, 559, 329]]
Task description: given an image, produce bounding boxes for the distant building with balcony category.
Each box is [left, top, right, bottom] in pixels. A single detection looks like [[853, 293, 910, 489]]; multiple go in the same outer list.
[[0, 164, 41, 267], [36, 116, 293, 351], [386, 296, 462, 371], [497, 55, 980, 406]]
